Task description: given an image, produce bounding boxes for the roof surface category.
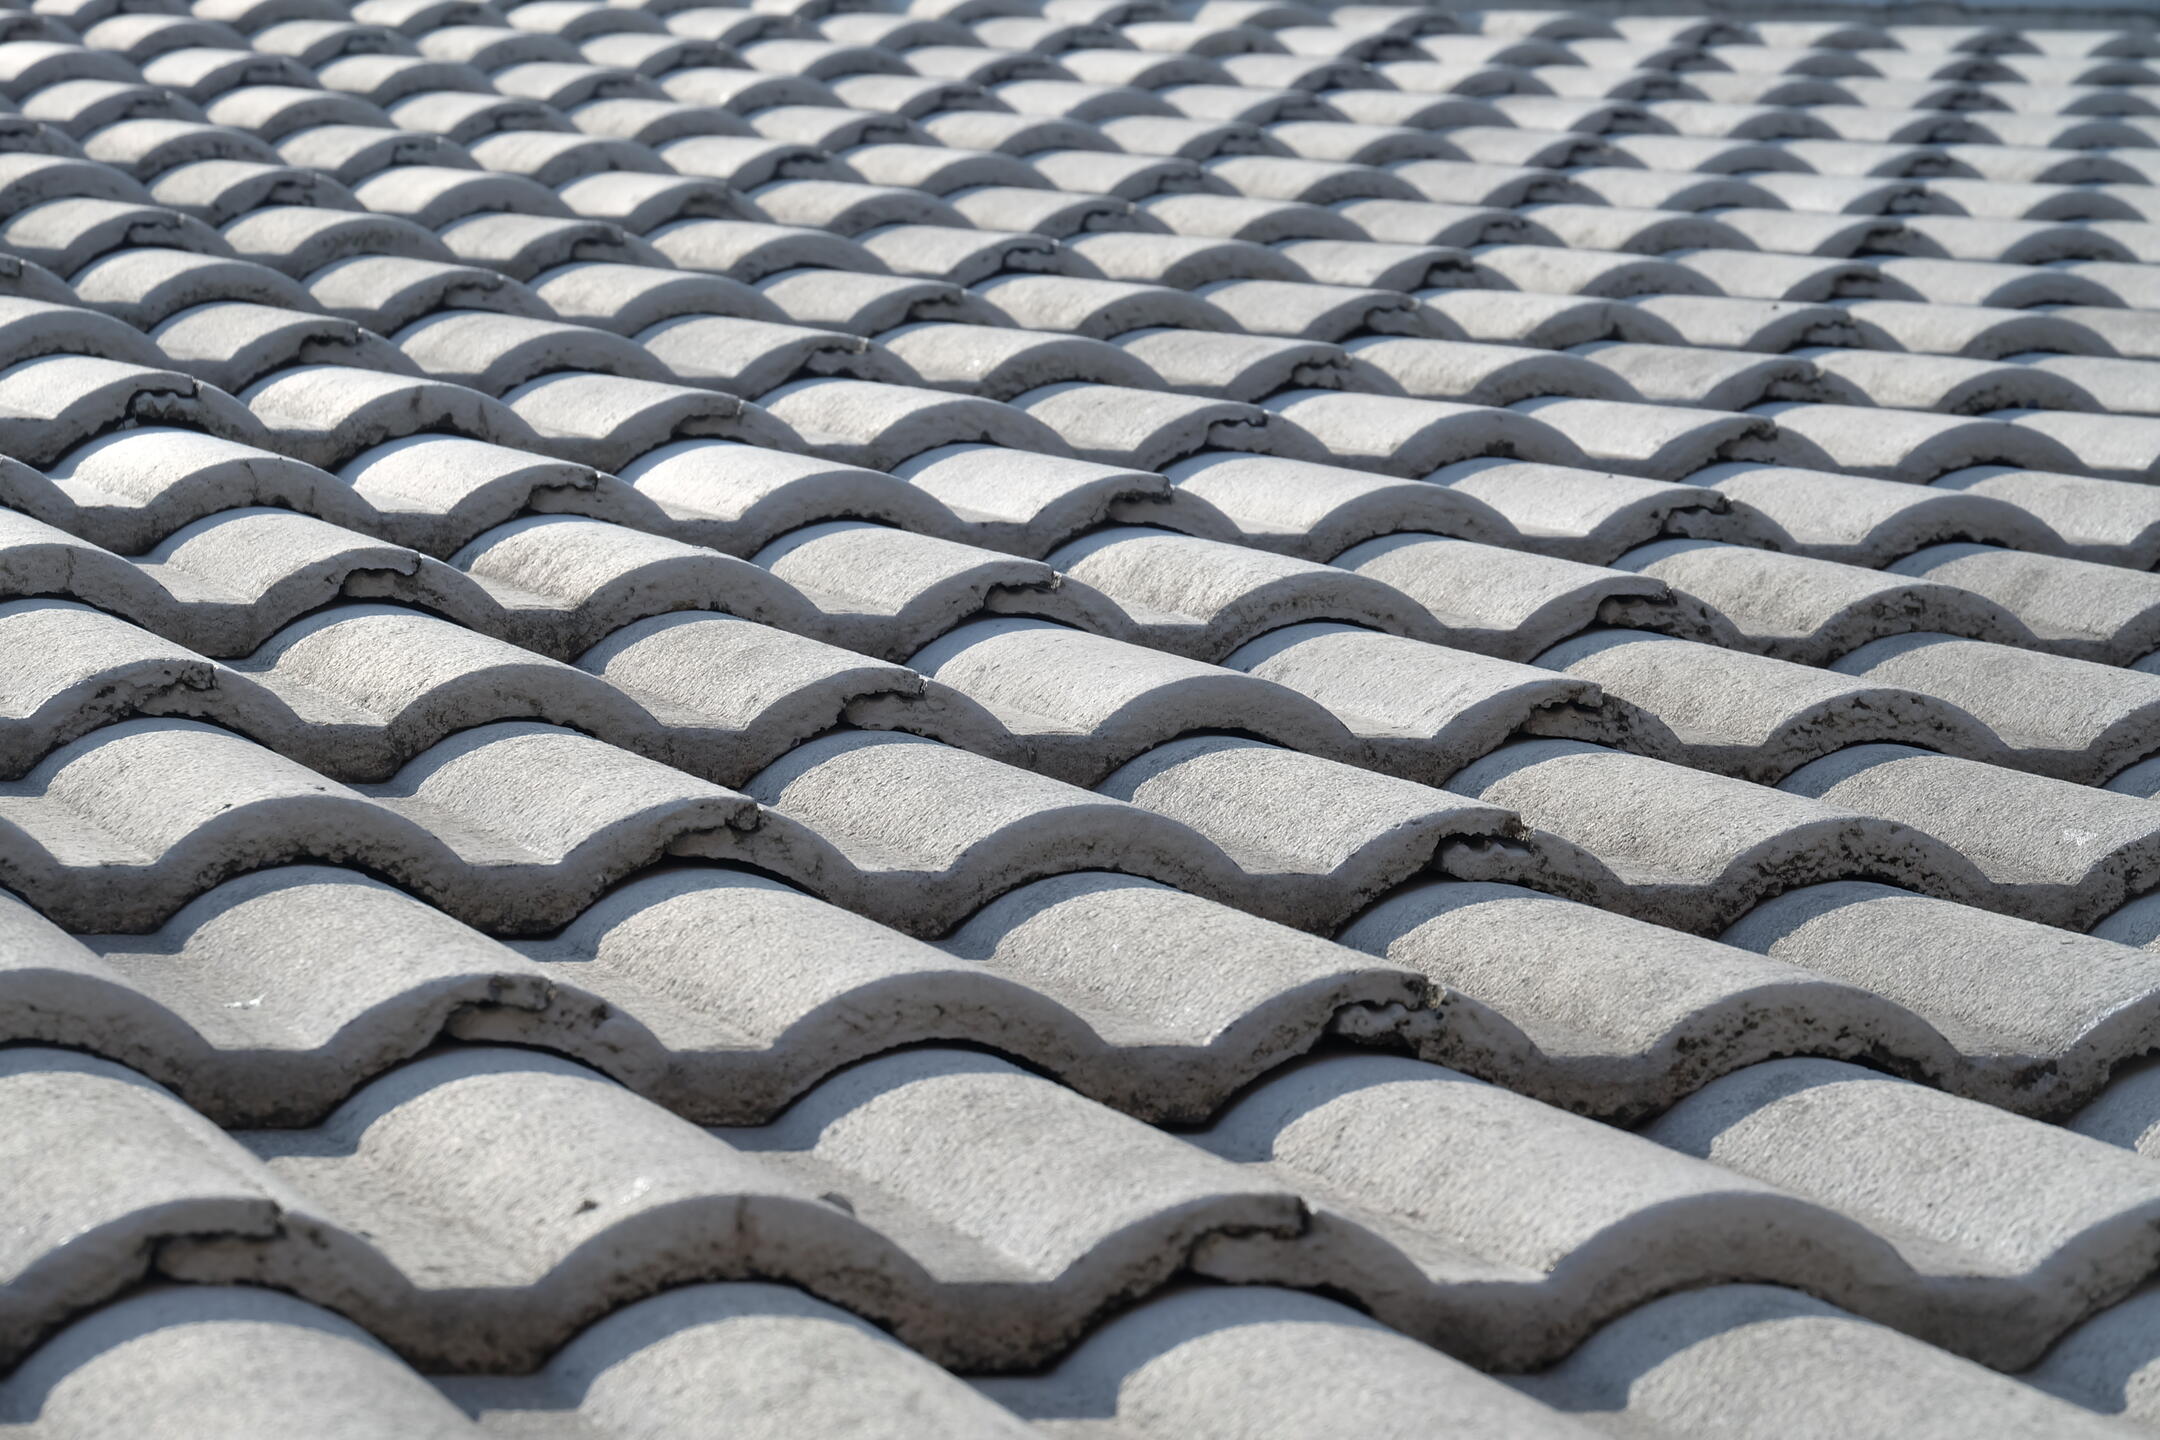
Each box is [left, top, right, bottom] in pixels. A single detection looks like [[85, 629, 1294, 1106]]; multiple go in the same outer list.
[[2, 0, 2160, 1434]]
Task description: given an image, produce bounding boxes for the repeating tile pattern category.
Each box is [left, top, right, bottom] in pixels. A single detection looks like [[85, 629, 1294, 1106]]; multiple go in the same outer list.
[[2, 0, 2160, 1433]]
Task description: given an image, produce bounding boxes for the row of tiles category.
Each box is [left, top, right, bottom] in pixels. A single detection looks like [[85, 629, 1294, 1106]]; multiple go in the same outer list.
[[33, 0, 2156, 55], [14, 62, 2155, 167], [9, 838, 2160, 1130], [22, 230, 2160, 418], [0, 304, 2113, 510], [10, 0, 2156, 71], [13, 0, 2160, 119], [22, 1037, 2160, 1380], [9, 382, 2160, 575], [25, 149, 2160, 330], [16, 112, 2160, 270], [17, 178, 2160, 452], [7, 545, 2159, 787], [11, 687, 2160, 935], [37, 5, 2160, 83], [16, 1278, 2160, 1439], [8, 418, 2160, 690], [32, 237, 2160, 409], [40, 1276, 2160, 1438]]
